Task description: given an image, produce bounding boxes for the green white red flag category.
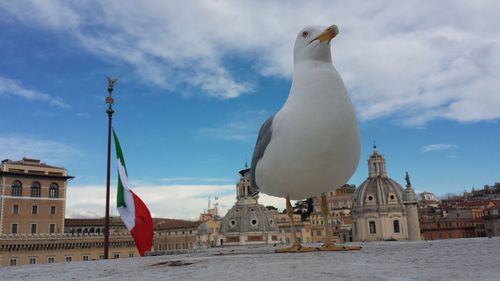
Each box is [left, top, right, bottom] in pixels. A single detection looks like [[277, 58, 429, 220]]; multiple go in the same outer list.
[[113, 129, 153, 256]]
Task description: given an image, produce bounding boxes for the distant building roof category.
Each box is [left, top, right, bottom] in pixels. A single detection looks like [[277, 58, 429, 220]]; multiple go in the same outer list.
[[65, 217, 203, 231], [1, 158, 73, 180], [2, 158, 64, 169], [154, 218, 202, 230], [64, 217, 125, 227]]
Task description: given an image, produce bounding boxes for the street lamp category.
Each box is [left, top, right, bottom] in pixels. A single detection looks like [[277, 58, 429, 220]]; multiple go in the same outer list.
[[104, 76, 117, 259]]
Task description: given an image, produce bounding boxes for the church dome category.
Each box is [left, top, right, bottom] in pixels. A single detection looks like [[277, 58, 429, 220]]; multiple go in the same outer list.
[[197, 222, 213, 235], [353, 177, 404, 208], [352, 147, 405, 209], [219, 202, 278, 233], [220, 168, 278, 234], [351, 146, 421, 242]]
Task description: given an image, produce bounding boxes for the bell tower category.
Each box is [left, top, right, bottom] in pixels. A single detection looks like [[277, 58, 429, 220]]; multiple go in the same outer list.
[[236, 167, 252, 200], [368, 145, 387, 178]]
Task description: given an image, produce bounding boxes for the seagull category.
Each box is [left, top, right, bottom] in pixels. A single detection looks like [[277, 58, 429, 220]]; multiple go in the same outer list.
[[250, 24, 360, 252]]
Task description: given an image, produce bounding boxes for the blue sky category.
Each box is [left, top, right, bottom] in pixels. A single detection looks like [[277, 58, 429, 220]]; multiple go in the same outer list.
[[1, 1, 499, 219]]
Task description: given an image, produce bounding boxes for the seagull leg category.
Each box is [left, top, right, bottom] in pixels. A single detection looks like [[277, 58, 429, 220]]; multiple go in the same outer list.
[[276, 195, 317, 253], [319, 192, 361, 251], [287, 194, 301, 249]]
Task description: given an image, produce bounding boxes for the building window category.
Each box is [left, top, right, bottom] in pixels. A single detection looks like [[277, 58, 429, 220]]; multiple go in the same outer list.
[[10, 259, 17, 266], [31, 182, 41, 197], [12, 204, 19, 214], [29, 257, 37, 264], [31, 223, 37, 234], [11, 180, 22, 196], [129, 253, 134, 258], [11, 224, 18, 234], [32, 205, 38, 214], [49, 183, 59, 198], [369, 221, 376, 234], [113, 253, 120, 259], [82, 255, 89, 261], [47, 257, 55, 263], [65, 256, 72, 262], [49, 223, 56, 234], [393, 220, 400, 233], [50, 206, 56, 215]]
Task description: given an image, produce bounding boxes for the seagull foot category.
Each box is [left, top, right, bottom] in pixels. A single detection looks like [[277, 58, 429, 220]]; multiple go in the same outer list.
[[319, 243, 362, 251]]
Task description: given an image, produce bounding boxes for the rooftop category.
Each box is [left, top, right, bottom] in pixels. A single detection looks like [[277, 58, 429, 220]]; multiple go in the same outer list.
[[2, 237, 498, 281], [64, 217, 201, 231], [1, 158, 64, 170]]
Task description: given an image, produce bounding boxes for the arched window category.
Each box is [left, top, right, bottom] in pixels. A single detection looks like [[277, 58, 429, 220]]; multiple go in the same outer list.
[[49, 183, 59, 198], [393, 220, 400, 233], [11, 180, 22, 196], [30, 182, 41, 197], [369, 221, 376, 234]]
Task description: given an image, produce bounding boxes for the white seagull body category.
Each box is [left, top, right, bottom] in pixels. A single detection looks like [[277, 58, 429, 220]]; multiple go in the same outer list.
[[251, 25, 360, 200]]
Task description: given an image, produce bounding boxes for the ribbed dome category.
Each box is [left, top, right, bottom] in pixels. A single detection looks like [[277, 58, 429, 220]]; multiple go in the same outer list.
[[220, 168, 278, 234], [220, 200, 278, 233], [352, 146, 405, 209], [352, 177, 404, 208]]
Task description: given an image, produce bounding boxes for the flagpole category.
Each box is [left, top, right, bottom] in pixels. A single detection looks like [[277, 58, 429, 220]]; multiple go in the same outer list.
[[104, 76, 117, 259]]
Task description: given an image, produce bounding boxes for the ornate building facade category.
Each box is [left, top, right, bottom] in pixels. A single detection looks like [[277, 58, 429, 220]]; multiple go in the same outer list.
[[0, 158, 138, 266], [309, 184, 356, 243], [0, 158, 72, 235], [351, 147, 421, 242], [153, 219, 201, 251]]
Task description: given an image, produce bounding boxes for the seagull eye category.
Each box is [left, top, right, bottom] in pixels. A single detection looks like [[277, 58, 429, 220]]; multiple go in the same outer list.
[[302, 31, 309, 38]]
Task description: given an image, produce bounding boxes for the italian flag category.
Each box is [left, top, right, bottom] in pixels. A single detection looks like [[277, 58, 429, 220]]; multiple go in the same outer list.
[[113, 130, 153, 256]]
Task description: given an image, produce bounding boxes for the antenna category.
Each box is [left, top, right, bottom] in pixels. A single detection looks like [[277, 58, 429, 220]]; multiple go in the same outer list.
[[214, 196, 219, 216]]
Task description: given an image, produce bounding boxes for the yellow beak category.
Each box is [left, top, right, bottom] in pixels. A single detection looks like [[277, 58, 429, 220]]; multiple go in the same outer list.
[[310, 25, 339, 44]]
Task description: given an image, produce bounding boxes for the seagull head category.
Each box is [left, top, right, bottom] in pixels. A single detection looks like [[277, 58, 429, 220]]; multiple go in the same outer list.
[[293, 25, 338, 64]]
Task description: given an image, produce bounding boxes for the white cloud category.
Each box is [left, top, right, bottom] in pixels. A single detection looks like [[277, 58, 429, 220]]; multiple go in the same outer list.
[[67, 184, 287, 220], [159, 177, 234, 184], [0, 135, 80, 165], [76, 113, 91, 119], [1, 1, 500, 124], [196, 110, 270, 142], [0, 75, 71, 109], [421, 144, 458, 153]]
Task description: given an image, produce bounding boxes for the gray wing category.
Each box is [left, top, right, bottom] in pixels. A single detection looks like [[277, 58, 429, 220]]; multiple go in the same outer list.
[[250, 114, 275, 194]]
